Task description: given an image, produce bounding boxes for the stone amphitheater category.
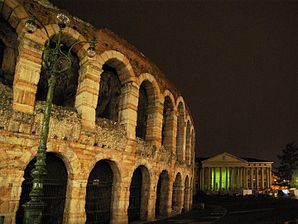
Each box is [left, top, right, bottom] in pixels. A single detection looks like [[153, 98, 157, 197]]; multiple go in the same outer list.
[[0, 0, 196, 223]]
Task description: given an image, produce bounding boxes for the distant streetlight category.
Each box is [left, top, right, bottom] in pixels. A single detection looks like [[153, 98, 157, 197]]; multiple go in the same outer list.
[[22, 11, 96, 224]]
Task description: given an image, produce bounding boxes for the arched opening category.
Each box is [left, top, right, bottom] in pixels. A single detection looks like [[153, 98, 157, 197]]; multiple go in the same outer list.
[[85, 160, 114, 224], [176, 102, 185, 161], [172, 173, 183, 214], [36, 36, 80, 107], [16, 153, 68, 224], [128, 165, 150, 222], [136, 82, 148, 139], [155, 170, 169, 218], [0, 17, 18, 86], [183, 176, 190, 212], [96, 64, 121, 121], [185, 121, 191, 164], [162, 96, 174, 150]]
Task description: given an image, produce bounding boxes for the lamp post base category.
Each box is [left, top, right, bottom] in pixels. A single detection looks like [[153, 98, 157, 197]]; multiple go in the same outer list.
[[23, 200, 45, 224]]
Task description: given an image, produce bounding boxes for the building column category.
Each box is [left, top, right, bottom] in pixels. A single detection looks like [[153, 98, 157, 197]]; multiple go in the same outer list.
[[250, 167, 254, 190], [219, 167, 222, 192], [200, 168, 204, 190], [256, 167, 259, 191], [239, 167, 242, 189], [261, 167, 264, 190], [213, 167, 216, 192], [269, 167, 272, 189], [225, 167, 229, 191], [245, 168, 248, 189], [206, 167, 210, 191], [231, 167, 235, 191]]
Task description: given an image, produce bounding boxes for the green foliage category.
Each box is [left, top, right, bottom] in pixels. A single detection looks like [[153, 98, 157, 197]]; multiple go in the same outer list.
[[277, 142, 298, 185]]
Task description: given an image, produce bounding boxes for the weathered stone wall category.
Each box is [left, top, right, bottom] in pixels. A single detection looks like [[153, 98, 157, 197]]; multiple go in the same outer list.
[[0, 0, 196, 223]]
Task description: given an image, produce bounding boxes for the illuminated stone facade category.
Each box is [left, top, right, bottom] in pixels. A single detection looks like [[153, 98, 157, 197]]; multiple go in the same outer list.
[[0, 0, 195, 223], [195, 152, 273, 195]]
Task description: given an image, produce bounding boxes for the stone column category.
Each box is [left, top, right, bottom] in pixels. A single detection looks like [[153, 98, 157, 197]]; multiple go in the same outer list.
[[118, 81, 139, 140], [250, 167, 254, 190], [256, 167, 259, 191], [64, 178, 88, 224], [206, 167, 210, 191], [239, 167, 242, 189], [269, 167, 272, 189], [213, 167, 216, 192], [201, 168, 205, 191], [261, 167, 264, 190], [219, 167, 222, 192], [245, 168, 248, 189], [231, 167, 234, 191], [225, 167, 229, 191]]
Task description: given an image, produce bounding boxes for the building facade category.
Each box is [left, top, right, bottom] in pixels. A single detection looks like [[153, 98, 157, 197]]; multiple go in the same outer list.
[[0, 0, 195, 223], [195, 152, 273, 195]]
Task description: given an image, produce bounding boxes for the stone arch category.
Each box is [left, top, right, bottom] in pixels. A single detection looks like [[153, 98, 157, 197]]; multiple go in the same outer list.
[[136, 73, 161, 144], [13, 23, 95, 114], [161, 90, 176, 151], [185, 120, 191, 165], [0, 0, 29, 35], [176, 99, 186, 162], [96, 50, 138, 136], [183, 175, 190, 212], [16, 152, 68, 224], [95, 50, 135, 122], [85, 159, 121, 224], [128, 165, 150, 222], [172, 172, 183, 214], [155, 170, 170, 218]]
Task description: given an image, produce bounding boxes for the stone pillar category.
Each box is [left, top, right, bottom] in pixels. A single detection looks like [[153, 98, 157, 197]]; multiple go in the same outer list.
[[147, 177, 158, 221], [231, 167, 234, 191], [0, 169, 24, 224], [146, 98, 164, 147], [13, 37, 43, 113], [225, 167, 228, 191], [250, 167, 254, 190], [118, 81, 139, 140], [201, 168, 204, 191], [213, 167, 216, 192], [64, 178, 88, 224], [206, 167, 210, 191], [219, 167, 222, 192], [269, 167, 272, 189], [256, 167, 259, 191], [239, 167, 242, 189], [245, 168, 248, 189], [75, 56, 102, 130], [261, 167, 264, 190]]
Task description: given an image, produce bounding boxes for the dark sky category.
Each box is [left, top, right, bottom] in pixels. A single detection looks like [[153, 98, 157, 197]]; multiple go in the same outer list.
[[51, 0, 298, 165]]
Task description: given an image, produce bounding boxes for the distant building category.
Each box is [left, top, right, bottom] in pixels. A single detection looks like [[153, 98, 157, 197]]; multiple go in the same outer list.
[[195, 152, 273, 195]]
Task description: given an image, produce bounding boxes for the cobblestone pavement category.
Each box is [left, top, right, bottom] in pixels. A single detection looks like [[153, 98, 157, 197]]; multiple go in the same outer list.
[[147, 205, 227, 224]]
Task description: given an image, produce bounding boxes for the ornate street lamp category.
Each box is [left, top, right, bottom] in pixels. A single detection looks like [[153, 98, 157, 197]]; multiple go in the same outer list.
[[22, 11, 96, 224]]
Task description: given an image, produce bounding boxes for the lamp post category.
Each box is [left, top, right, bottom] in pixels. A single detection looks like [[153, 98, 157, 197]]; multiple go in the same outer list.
[[22, 12, 96, 224]]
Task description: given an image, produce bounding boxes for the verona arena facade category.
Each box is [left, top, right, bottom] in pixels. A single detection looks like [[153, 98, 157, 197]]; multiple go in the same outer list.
[[0, 0, 196, 223]]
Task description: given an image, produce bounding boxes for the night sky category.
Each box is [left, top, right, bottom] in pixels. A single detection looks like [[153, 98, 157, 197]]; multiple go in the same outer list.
[[51, 0, 298, 165]]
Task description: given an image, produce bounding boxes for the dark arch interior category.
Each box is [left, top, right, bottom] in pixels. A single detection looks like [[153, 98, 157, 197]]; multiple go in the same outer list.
[[0, 17, 18, 86], [128, 167, 142, 222], [155, 170, 169, 218], [172, 173, 182, 212], [36, 36, 80, 107], [96, 64, 121, 121], [16, 153, 68, 224], [136, 83, 148, 140], [85, 160, 114, 224]]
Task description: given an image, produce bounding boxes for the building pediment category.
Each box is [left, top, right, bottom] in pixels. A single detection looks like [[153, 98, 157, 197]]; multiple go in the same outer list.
[[202, 152, 247, 167]]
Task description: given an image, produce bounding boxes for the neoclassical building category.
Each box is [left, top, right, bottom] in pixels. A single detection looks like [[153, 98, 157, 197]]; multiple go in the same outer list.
[[195, 152, 273, 195], [0, 0, 195, 223]]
